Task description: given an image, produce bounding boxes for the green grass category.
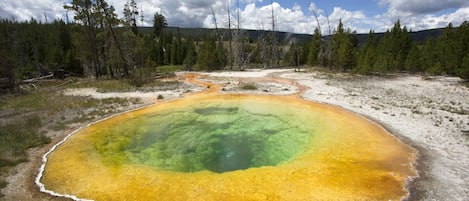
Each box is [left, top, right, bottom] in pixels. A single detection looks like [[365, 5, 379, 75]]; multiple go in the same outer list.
[[155, 65, 184, 73], [0, 180, 6, 188], [0, 179, 6, 197], [70, 79, 140, 92], [69, 79, 181, 93], [64, 65, 183, 92], [0, 87, 145, 196], [0, 73, 180, 197], [0, 115, 48, 162], [241, 83, 258, 90]]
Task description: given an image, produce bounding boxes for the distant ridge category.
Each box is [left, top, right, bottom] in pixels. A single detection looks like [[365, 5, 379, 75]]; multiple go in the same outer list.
[[138, 26, 445, 45]]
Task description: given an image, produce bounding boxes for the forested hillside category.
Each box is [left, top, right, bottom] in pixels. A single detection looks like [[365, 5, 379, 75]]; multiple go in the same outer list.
[[1, 0, 468, 93]]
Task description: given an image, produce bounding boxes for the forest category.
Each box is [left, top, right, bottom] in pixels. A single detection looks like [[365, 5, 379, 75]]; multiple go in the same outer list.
[[1, 0, 469, 93]]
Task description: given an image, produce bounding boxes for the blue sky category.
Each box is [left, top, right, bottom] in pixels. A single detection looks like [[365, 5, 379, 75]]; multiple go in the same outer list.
[[1, 0, 469, 34], [255, 0, 386, 16]]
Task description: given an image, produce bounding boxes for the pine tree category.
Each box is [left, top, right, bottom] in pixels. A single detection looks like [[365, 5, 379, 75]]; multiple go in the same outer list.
[[331, 20, 356, 71], [197, 34, 227, 71], [372, 20, 411, 73], [64, 0, 103, 78], [183, 37, 197, 70], [307, 27, 321, 66], [97, 0, 130, 77], [197, 35, 217, 70], [459, 53, 469, 80], [0, 35, 18, 92], [284, 41, 299, 66], [123, 0, 139, 34], [356, 30, 377, 74], [456, 21, 469, 80], [422, 38, 443, 75], [153, 12, 167, 38], [404, 43, 422, 73]]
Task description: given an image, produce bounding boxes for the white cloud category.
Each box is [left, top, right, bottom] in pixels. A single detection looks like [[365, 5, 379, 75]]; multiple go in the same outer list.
[[374, 1, 469, 32], [308, 2, 323, 15], [399, 7, 469, 31], [203, 2, 320, 35], [0, 0, 66, 22], [1, 0, 468, 34], [106, 0, 226, 28], [328, 7, 367, 32], [379, 0, 469, 16]]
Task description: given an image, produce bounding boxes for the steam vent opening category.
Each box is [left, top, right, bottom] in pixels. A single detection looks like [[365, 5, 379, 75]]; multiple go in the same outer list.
[[40, 94, 418, 201]]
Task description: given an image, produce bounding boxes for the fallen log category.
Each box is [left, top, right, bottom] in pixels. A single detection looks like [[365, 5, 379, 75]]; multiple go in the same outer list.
[[22, 74, 54, 83]]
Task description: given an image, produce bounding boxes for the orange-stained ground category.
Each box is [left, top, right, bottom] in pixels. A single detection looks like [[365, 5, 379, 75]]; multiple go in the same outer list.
[[40, 73, 418, 201]]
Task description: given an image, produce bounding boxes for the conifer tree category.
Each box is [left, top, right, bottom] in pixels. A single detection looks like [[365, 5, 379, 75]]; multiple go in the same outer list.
[[372, 20, 411, 73], [64, 0, 102, 78], [307, 27, 321, 66], [422, 38, 443, 75], [183, 37, 197, 70], [153, 12, 167, 38], [356, 30, 377, 74], [456, 21, 469, 79], [460, 53, 469, 80], [331, 20, 356, 71], [123, 0, 139, 34], [197, 35, 217, 70], [197, 34, 227, 71], [404, 43, 423, 73], [0, 36, 18, 92]]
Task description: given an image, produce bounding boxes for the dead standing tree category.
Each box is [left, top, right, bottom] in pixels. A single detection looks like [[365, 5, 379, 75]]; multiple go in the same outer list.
[[211, 7, 222, 45], [233, 0, 249, 70], [319, 10, 333, 69], [225, 0, 249, 70], [97, 0, 130, 77], [270, 0, 278, 68], [227, 0, 233, 70], [64, 0, 102, 78]]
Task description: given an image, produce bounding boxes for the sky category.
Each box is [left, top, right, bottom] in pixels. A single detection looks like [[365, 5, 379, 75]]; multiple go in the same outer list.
[[1, 0, 469, 34]]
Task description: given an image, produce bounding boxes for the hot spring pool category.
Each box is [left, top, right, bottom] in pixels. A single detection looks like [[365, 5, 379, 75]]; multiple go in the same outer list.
[[39, 94, 417, 201]]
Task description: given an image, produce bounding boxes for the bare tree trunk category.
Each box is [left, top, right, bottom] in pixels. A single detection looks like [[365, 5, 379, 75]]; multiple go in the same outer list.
[[326, 10, 333, 70], [227, 0, 233, 70], [270, 0, 277, 68], [230, 0, 245, 70], [296, 43, 300, 72], [312, 9, 321, 34], [100, 4, 130, 77], [211, 7, 221, 44], [235, 0, 245, 70], [85, 10, 102, 78]]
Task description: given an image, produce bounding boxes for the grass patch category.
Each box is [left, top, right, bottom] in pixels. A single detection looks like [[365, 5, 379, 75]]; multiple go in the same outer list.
[[0, 115, 49, 158], [67, 65, 183, 91], [0, 90, 99, 112], [0, 87, 144, 195], [0, 179, 6, 197], [0, 158, 27, 168], [69, 78, 181, 93], [50, 122, 68, 131], [241, 83, 257, 90], [155, 65, 184, 73], [70, 79, 138, 92]]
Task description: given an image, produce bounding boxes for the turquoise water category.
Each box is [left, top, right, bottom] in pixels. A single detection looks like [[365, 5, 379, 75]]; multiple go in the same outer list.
[[92, 98, 318, 173]]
